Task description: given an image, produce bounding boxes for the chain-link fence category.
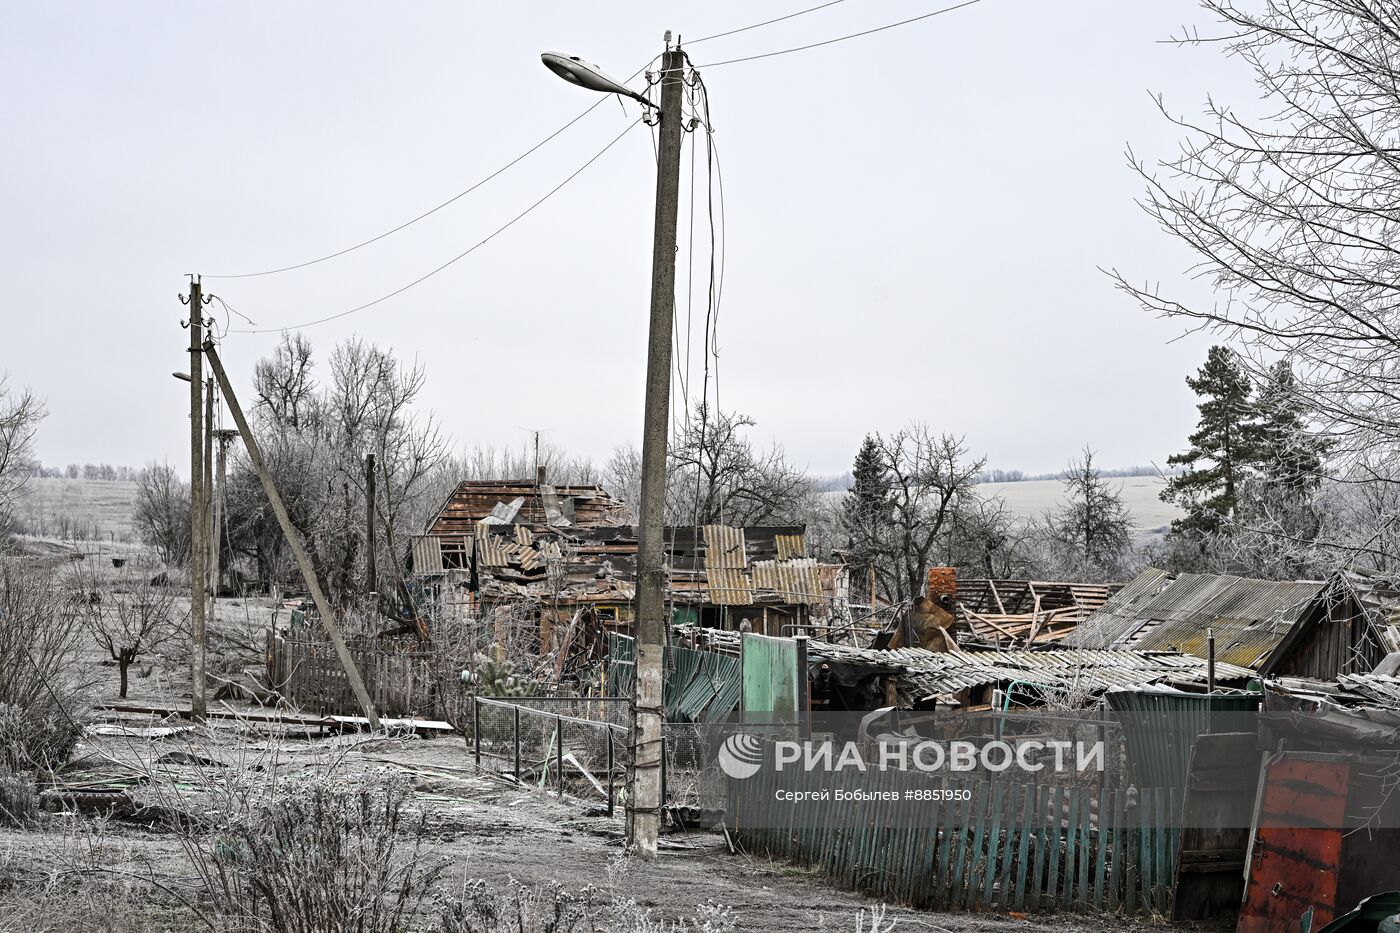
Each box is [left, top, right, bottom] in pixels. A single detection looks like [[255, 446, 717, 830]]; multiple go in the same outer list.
[[470, 696, 628, 813]]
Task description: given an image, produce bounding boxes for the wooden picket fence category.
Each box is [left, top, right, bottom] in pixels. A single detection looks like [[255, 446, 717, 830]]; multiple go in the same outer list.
[[731, 762, 1179, 917], [265, 632, 440, 718]]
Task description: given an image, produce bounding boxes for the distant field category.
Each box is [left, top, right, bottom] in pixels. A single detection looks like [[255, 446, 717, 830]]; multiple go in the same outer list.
[[975, 476, 1182, 535], [13, 476, 139, 541]]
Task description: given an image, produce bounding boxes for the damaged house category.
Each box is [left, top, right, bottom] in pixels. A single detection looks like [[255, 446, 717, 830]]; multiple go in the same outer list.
[[409, 478, 850, 650]]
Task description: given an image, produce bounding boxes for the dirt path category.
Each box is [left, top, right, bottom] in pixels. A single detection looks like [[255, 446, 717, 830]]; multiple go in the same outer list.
[[344, 740, 1157, 933], [13, 728, 1164, 933]]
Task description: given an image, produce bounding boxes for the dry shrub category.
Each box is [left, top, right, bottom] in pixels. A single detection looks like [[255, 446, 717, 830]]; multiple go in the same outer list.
[[209, 776, 443, 933], [0, 563, 86, 771], [434, 878, 737, 933], [0, 764, 37, 827]]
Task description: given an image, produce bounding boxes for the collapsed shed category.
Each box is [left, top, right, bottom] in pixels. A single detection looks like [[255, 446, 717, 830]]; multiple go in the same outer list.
[[1064, 567, 1400, 679]]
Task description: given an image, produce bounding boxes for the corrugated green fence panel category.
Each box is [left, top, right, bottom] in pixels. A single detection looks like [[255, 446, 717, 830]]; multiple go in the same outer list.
[[739, 633, 800, 721], [1106, 687, 1261, 799]]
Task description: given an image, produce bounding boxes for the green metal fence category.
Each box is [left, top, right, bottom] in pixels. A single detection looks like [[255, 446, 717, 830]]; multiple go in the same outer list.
[[731, 762, 1179, 917], [607, 633, 742, 724]]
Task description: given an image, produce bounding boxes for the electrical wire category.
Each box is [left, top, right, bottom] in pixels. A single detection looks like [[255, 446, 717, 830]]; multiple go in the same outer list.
[[686, 0, 851, 45], [227, 118, 642, 334], [206, 57, 660, 280], [695, 0, 987, 67], [204, 102, 605, 279]]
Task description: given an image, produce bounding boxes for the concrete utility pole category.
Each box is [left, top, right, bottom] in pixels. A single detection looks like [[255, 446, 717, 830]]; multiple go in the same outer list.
[[203, 339, 382, 729], [202, 377, 214, 678], [185, 278, 207, 721], [365, 452, 377, 596], [630, 40, 686, 859]]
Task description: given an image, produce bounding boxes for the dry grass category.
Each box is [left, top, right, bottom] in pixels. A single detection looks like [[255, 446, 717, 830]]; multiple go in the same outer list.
[[10, 478, 139, 543]]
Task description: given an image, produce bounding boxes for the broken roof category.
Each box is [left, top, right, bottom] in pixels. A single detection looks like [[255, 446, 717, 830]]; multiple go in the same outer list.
[[686, 627, 1254, 706], [426, 480, 632, 535], [1063, 567, 1325, 669]]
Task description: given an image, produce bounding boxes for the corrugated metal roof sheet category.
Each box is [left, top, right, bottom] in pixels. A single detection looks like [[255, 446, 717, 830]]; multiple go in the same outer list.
[[751, 558, 823, 604], [703, 525, 748, 569], [775, 534, 805, 561], [706, 567, 754, 605], [1063, 568, 1324, 672], [411, 535, 442, 573]]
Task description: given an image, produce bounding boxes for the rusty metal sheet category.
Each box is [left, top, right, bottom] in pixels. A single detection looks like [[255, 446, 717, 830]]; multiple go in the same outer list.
[[703, 525, 748, 569], [751, 558, 822, 604], [774, 534, 806, 561], [706, 567, 753, 605], [1239, 756, 1350, 933]]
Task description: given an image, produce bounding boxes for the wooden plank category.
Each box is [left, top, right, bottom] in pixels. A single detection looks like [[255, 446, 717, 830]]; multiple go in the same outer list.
[[1031, 784, 1050, 909], [995, 784, 1019, 908], [934, 781, 959, 909], [1014, 781, 1035, 910], [1077, 784, 1092, 910], [1061, 787, 1080, 910], [951, 782, 980, 910], [980, 782, 1006, 907], [1045, 785, 1062, 906], [1094, 787, 1112, 910], [968, 782, 993, 908]]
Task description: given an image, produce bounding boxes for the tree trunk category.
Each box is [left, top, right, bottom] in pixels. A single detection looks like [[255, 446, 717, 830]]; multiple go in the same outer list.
[[118, 657, 130, 699]]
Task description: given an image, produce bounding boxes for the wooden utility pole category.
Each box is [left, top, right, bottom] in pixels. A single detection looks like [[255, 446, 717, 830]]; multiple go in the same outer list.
[[630, 39, 686, 858], [185, 278, 207, 721], [212, 429, 239, 601], [202, 339, 381, 729], [365, 452, 377, 595]]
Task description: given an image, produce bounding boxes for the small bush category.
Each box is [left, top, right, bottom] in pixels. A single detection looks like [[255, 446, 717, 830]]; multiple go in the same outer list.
[[0, 763, 37, 826], [209, 777, 443, 933], [434, 878, 737, 933]]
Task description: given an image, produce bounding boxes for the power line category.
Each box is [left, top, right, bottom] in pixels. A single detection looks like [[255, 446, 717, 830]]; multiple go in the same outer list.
[[205, 101, 606, 279], [207, 58, 659, 280], [227, 118, 641, 334], [686, 0, 852, 46], [695, 0, 986, 68]]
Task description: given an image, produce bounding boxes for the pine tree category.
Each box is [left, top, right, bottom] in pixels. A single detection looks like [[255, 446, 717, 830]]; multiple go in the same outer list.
[[1162, 346, 1260, 535], [1249, 360, 1331, 494], [840, 435, 891, 597]]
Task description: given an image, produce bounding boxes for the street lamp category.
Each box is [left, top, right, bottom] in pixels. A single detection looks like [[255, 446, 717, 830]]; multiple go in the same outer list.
[[542, 37, 685, 860], [540, 51, 657, 109]]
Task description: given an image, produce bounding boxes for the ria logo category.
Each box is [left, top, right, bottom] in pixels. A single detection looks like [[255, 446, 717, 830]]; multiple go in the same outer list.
[[718, 733, 764, 780]]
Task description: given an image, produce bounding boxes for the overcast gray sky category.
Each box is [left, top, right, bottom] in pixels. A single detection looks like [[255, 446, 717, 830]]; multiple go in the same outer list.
[[0, 1, 1257, 478]]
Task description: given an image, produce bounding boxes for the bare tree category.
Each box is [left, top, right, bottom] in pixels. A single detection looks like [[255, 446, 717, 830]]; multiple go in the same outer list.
[[80, 571, 182, 699], [1114, 0, 1400, 464], [226, 334, 449, 608], [841, 426, 985, 606], [1039, 447, 1135, 579], [132, 462, 191, 566], [0, 376, 45, 538], [663, 403, 813, 527]]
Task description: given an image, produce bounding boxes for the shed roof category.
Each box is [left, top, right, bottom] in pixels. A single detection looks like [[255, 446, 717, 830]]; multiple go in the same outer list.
[[1063, 568, 1324, 668]]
